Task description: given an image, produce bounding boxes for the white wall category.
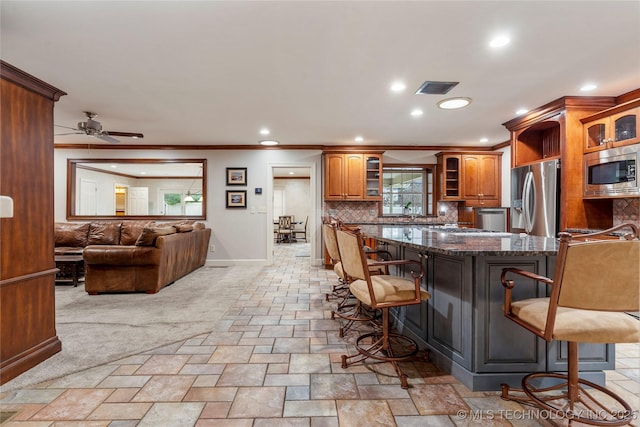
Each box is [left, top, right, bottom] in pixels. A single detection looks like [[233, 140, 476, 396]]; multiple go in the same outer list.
[[54, 148, 323, 266], [55, 146, 514, 265], [274, 178, 310, 225]]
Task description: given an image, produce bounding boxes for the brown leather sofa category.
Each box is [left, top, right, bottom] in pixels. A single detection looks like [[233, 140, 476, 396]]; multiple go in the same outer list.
[[54, 220, 211, 294]]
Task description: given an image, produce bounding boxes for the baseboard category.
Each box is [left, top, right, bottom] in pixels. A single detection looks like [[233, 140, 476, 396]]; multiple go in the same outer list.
[[0, 336, 61, 385]]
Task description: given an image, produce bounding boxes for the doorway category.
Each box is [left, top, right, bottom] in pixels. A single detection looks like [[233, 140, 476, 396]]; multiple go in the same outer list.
[[268, 164, 317, 265]]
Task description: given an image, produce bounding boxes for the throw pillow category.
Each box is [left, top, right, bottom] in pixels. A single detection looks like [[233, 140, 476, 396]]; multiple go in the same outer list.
[[55, 222, 91, 247], [135, 226, 177, 246], [88, 221, 122, 245], [120, 220, 156, 245]]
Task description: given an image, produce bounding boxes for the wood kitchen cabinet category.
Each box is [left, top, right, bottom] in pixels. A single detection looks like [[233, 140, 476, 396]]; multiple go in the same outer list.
[[461, 153, 501, 207], [1, 61, 66, 384], [324, 152, 382, 201], [581, 99, 640, 153], [503, 96, 617, 231], [436, 152, 502, 207]]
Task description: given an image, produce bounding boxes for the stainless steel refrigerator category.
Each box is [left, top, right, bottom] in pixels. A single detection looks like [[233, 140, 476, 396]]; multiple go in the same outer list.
[[510, 159, 560, 237]]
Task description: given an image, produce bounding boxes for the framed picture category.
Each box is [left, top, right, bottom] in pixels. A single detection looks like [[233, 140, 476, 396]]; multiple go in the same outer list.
[[226, 190, 247, 208], [226, 167, 247, 186]]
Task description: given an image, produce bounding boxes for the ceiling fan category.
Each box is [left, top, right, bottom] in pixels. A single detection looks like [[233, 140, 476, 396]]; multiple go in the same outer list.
[[55, 111, 144, 144]]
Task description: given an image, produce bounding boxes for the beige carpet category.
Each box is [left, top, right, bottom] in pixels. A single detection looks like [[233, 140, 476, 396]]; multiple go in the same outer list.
[[0, 265, 262, 391]]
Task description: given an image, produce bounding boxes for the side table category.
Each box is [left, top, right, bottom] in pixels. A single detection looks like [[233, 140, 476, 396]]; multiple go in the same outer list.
[[54, 255, 85, 287]]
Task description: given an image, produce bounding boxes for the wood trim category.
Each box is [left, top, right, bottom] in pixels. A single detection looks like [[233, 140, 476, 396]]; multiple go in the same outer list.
[[0, 268, 58, 287], [579, 98, 640, 124], [491, 140, 511, 150], [616, 88, 640, 104], [502, 96, 616, 131], [55, 143, 502, 152], [0, 60, 67, 101], [0, 336, 62, 386], [77, 164, 200, 180]]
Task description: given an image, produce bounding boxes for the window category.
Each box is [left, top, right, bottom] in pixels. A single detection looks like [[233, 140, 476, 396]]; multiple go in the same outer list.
[[382, 166, 434, 216]]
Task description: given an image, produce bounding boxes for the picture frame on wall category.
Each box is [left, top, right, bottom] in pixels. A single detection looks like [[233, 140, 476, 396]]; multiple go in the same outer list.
[[226, 167, 247, 186], [226, 190, 247, 208]]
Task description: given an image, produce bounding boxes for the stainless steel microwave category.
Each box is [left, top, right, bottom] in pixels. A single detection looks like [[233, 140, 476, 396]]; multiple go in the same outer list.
[[584, 145, 639, 198]]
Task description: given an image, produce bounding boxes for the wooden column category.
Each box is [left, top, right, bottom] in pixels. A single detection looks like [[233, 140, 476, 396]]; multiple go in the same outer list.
[[0, 61, 66, 384]]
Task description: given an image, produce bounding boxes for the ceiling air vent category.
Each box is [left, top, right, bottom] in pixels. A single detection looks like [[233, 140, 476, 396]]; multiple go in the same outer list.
[[415, 81, 459, 95]]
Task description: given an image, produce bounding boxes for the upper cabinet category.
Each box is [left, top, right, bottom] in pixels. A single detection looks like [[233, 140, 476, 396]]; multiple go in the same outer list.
[[503, 96, 619, 231], [581, 99, 640, 153], [511, 117, 561, 166], [324, 152, 382, 201], [436, 152, 502, 207], [461, 154, 502, 207]]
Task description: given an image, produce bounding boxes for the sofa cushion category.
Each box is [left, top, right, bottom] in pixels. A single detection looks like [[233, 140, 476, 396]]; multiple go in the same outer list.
[[135, 226, 177, 246], [55, 222, 90, 247], [193, 222, 206, 230], [88, 221, 123, 245], [120, 220, 156, 245]]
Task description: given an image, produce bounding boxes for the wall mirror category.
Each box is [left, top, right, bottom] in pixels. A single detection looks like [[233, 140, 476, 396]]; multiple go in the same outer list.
[[67, 159, 206, 220]]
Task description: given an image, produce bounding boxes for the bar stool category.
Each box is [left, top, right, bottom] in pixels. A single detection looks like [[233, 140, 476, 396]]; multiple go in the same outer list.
[[500, 223, 640, 426], [336, 224, 430, 388]]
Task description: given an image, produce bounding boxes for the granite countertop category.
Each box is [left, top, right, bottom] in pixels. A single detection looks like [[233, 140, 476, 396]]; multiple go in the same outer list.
[[357, 224, 559, 256]]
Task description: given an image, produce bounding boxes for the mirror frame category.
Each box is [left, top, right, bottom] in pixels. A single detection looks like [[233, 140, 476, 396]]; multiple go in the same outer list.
[[66, 158, 207, 220]]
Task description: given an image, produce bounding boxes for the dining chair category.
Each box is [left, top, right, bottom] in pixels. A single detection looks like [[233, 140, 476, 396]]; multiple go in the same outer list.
[[336, 224, 430, 388], [277, 215, 293, 244], [500, 223, 640, 426], [293, 216, 308, 242]]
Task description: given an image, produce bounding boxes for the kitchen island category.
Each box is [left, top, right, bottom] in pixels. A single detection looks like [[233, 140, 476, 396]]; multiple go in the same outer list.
[[356, 224, 614, 391]]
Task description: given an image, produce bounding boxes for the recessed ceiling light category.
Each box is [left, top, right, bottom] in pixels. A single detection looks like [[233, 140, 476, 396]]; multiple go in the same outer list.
[[489, 35, 511, 48], [479, 137, 489, 143], [259, 128, 270, 135], [390, 81, 406, 92], [132, 136, 139, 139], [410, 109, 423, 117], [437, 97, 471, 110], [354, 136, 364, 142], [111, 165, 117, 168], [516, 108, 529, 115], [259, 140, 279, 146], [140, 171, 146, 175], [580, 83, 597, 92], [289, 171, 295, 175]]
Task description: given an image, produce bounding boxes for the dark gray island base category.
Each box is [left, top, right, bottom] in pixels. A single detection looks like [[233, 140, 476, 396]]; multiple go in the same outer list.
[[357, 225, 614, 391]]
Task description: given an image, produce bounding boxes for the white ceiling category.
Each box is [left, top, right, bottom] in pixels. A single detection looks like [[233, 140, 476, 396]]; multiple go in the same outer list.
[[2, 1, 639, 148]]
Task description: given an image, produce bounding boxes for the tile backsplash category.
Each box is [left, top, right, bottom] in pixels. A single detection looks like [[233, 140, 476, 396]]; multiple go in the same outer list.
[[613, 198, 640, 227], [323, 201, 458, 224]]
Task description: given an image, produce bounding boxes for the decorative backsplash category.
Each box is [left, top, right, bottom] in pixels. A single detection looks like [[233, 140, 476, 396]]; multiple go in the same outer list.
[[323, 201, 459, 224], [613, 198, 640, 227]]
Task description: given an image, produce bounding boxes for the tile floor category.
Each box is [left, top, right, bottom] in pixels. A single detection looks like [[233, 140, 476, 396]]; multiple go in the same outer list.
[[1, 242, 639, 426]]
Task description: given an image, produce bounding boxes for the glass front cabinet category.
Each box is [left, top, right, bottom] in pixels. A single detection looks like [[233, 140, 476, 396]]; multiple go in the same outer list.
[[583, 101, 640, 153]]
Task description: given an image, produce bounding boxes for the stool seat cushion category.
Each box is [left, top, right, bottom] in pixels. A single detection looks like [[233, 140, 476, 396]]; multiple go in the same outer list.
[[512, 297, 640, 343], [350, 275, 429, 306]]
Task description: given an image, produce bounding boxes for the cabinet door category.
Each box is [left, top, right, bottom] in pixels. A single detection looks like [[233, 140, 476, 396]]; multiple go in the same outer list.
[[611, 106, 640, 148], [438, 154, 462, 201], [462, 155, 500, 207], [343, 153, 364, 199], [364, 154, 382, 200], [324, 153, 346, 200], [584, 118, 609, 153]]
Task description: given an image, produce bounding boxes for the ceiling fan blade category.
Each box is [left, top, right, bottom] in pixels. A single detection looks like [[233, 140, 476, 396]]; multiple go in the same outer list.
[[55, 124, 79, 131], [105, 131, 144, 139], [55, 132, 83, 136], [96, 134, 120, 144]]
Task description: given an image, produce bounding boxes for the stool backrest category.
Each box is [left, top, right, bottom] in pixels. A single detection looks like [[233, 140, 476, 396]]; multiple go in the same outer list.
[[553, 234, 639, 312], [335, 227, 369, 282]]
